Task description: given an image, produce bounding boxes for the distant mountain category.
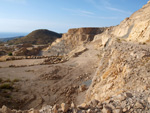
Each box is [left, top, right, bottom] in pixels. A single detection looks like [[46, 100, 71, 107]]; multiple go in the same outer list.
[[7, 29, 62, 45], [0, 36, 23, 42]]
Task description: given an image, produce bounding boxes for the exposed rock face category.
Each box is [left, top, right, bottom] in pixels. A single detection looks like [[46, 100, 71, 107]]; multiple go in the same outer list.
[[94, 1, 150, 43], [84, 0, 150, 111], [46, 27, 107, 56], [68, 28, 107, 35], [86, 38, 150, 102]]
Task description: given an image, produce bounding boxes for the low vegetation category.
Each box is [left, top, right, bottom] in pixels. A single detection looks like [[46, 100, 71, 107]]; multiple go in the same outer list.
[[0, 78, 20, 90], [0, 83, 13, 90], [8, 52, 13, 56]]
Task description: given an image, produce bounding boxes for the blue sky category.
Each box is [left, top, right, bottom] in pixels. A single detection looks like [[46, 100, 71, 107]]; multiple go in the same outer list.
[[0, 0, 148, 33]]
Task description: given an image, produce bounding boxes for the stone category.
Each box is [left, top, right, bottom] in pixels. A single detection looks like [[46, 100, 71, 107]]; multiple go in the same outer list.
[[29, 110, 40, 113], [39, 105, 53, 113], [125, 93, 133, 98], [123, 108, 127, 112], [134, 102, 144, 109], [102, 106, 112, 113], [61, 103, 69, 112], [71, 102, 76, 108], [113, 109, 123, 113], [79, 85, 87, 92], [121, 101, 127, 108], [94, 109, 99, 112], [77, 103, 89, 109], [52, 104, 59, 113], [116, 94, 126, 101], [1, 105, 13, 113], [90, 99, 99, 107], [87, 109, 92, 113], [148, 97, 150, 103]]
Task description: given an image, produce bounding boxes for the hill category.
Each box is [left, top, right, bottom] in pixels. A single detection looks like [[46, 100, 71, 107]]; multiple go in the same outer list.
[[7, 29, 62, 45]]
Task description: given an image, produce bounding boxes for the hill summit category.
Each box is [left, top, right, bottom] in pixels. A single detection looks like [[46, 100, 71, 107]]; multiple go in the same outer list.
[[8, 29, 62, 45]]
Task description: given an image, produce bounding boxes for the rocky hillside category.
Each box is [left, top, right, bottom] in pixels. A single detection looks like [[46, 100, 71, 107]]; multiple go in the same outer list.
[[94, 1, 150, 43], [83, 0, 150, 112], [7, 29, 62, 45], [45, 27, 108, 56]]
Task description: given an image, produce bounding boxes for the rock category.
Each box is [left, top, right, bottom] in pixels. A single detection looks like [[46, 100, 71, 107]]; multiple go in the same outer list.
[[134, 102, 144, 109], [28, 108, 39, 113], [94, 109, 99, 112], [61, 103, 69, 112], [71, 102, 76, 108], [113, 109, 122, 113], [121, 101, 127, 108], [77, 103, 89, 109], [87, 109, 92, 113], [125, 92, 133, 98], [39, 105, 53, 113], [148, 97, 150, 103], [102, 106, 112, 113], [1, 105, 13, 113], [122, 108, 127, 112], [52, 104, 59, 113], [90, 99, 99, 107], [79, 85, 87, 92], [115, 94, 126, 101], [28, 110, 40, 113]]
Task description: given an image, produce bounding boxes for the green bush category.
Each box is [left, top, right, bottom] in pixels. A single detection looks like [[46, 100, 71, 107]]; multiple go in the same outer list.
[[8, 52, 13, 56]]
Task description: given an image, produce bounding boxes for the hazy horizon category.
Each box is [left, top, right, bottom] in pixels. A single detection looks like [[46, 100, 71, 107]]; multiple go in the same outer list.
[[0, 32, 28, 38]]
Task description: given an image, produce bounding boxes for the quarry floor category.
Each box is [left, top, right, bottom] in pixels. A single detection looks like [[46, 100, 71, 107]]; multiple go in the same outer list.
[[0, 43, 100, 110]]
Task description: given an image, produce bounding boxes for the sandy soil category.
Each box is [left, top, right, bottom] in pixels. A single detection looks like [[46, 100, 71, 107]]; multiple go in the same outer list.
[[0, 42, 100, 110]]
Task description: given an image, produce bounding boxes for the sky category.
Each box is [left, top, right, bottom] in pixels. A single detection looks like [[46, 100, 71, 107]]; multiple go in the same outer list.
[[0, 0, 149, 33]]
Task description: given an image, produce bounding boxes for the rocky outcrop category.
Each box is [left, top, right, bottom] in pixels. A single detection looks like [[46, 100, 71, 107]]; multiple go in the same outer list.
[[86, 38, 150, 101], [85, 37, 150, 112], [94, 1, 150, 43], [84, 0, 150, 111], [46, 27, 107, 56]]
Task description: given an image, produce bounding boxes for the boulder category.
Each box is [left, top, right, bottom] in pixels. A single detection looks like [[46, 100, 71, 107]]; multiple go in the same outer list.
[[61, 103, 69, 112]]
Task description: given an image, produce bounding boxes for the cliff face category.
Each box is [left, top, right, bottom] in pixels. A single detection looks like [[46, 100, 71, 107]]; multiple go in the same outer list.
[[86, 38, 150, 102], [85, 0, 150, 105], [46, 27, 107, 56], [94, 1, 150, 43]]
